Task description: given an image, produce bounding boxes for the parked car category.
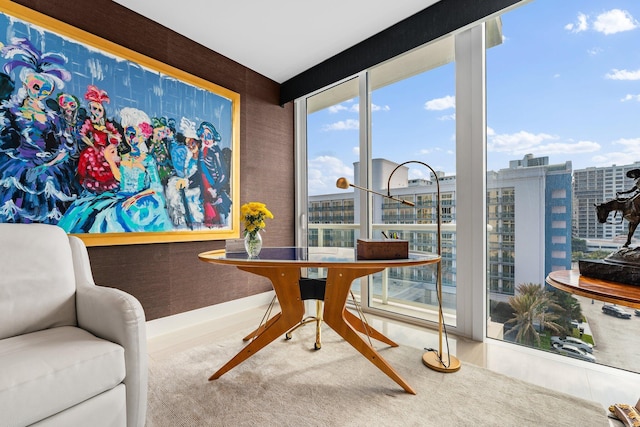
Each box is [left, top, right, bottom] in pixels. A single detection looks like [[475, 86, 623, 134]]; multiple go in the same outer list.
[[570, 320, 580, 329], [550, 336, 593, 353], [551, 343, 596, 363], [602, 304, 632, 319], [635, 309, 640, 317]]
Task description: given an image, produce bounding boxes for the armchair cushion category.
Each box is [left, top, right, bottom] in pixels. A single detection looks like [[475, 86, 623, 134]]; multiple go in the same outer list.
[[0, 223, 77, 340], [0, 326, 125, 427]]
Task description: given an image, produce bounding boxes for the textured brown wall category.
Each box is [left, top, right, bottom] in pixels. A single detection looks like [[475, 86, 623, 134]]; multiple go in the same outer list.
[[12, 0, 295, 320]]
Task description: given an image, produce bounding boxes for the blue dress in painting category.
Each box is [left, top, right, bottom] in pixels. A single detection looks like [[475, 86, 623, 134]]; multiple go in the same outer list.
[[0, 100, 77, 223], [59, 152, 171, 233]]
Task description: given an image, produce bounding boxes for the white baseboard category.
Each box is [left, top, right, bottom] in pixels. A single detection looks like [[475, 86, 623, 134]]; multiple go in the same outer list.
[[146, 291, 275, 339]]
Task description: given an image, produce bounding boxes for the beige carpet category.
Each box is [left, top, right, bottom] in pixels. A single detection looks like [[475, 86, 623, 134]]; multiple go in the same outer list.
[[147, 326, 608, 426]]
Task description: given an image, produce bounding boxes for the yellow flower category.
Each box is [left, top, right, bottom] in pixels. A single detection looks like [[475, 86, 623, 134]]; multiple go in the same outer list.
[[241, 202, 274, 237]]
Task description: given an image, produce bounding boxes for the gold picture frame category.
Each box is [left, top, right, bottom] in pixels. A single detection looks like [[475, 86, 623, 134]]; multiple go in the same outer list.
[[0, 1, 240, 246]]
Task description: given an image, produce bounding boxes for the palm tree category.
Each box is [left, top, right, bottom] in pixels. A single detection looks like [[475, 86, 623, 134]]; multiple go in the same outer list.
[[505, 283, 564, 347], [550, 289, 583, 333]]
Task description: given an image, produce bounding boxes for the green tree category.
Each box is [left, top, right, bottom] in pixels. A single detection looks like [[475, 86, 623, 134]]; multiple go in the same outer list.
[[572, 237, 587, 252], [505, 283, 564, 347], [550, 289, 583, 332]]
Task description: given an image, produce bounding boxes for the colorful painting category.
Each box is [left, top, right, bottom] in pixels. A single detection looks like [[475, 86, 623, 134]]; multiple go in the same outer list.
[[0, 2, 240, 245]]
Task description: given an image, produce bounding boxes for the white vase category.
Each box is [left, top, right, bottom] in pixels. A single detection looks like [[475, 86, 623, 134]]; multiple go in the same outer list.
[[244, 232, 263, 257]]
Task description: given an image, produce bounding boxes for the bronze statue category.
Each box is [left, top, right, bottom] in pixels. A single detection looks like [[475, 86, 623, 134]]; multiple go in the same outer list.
[[594, 168, 640, 248], [585, 169, 640, 285]]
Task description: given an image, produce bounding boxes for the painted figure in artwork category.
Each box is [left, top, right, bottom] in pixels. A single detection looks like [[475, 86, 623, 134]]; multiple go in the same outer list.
[[165, 117, 203, 228], [76, 85, 122, 194], [112, 107, 171, 231], [198, 121, 231, 227], [0, 38, 77, 224], [149, 117, 174, 186], [51, 92, 85, 160]]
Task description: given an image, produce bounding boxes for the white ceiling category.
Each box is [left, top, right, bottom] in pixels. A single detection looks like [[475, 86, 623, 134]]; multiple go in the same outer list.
[[112, 0, 440, 83]]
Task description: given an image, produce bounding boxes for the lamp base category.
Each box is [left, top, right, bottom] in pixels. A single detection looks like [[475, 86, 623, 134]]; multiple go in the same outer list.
[[422, 351, 461, 373]]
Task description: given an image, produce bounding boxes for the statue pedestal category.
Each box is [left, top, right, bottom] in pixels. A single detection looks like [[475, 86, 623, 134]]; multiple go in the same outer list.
[[579, 247, 640, 286]]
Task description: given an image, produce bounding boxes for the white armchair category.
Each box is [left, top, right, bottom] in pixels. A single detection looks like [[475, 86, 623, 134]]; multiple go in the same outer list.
[[0, 223, 147, 427]]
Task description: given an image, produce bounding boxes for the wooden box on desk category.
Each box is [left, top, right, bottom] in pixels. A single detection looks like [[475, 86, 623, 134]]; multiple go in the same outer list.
[[356, 239, 409, 260]]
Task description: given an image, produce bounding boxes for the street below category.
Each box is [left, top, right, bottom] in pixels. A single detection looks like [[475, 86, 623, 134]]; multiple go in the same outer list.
[[574, 295, 639, 373]]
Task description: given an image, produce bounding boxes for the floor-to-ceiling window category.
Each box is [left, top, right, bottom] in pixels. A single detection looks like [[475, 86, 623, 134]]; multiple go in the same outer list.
[[300, 34, 468, 329], [366, 38, 457, 324], [487, 0, 640, 374]]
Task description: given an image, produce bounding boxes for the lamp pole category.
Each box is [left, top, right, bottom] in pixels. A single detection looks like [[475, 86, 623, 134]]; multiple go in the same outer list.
[[386, 161, 460, 373]]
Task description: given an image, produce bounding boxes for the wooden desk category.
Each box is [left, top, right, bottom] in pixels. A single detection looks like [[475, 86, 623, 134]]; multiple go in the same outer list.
[[546, 270, 640, 309], [198, 247, 440, 394]]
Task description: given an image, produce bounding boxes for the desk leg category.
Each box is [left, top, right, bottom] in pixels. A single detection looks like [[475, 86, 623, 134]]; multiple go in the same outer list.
[[209, 266, 304, 380], [323, 267, 416, 395], [242, 313, 279, 342], [343, 309, 398, 348]]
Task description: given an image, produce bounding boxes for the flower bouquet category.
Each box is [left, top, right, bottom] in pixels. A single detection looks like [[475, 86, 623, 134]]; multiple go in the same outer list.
[[240, 202, 273, 257]]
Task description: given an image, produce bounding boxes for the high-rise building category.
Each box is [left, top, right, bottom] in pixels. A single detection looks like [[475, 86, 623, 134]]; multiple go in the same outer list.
[[487, 155, 572, 302]]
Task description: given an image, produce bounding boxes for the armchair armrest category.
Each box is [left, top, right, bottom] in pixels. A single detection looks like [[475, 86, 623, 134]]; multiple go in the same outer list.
[[69, 236, 148, 427]]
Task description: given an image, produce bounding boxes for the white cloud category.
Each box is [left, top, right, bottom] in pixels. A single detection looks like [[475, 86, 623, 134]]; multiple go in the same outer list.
[[308, 155, 354, 196], [593, 9, 638, 35], [605, 68, 640, 80], [328, 102, 388, 114], [535, 140, 601, 155], [417, 148, 443, 156], [566, 9, 638, 35], [328, 104, 347, 113], [565, 12, 589, 33], [488, 130, 557, 153], [488, 130, 600, 156], [372, 103, 390, 112], [591, 153, 635, 166], [613, 137, 640, 150], [322, 119, 359, 131], [424, 95, 455, 111], [621, 94, 640, 102], [587, 47, 603, 56], [437, 113, 456, 121], [590, 139, 640, 166], [352, 146, 359, 156]]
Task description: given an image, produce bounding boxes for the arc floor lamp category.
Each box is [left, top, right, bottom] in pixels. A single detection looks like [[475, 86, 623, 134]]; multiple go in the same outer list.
[[337, 160, 460, 373]]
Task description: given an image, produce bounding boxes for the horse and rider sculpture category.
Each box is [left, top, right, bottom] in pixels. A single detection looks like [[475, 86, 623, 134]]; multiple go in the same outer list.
[[594, 168, 640, 248]]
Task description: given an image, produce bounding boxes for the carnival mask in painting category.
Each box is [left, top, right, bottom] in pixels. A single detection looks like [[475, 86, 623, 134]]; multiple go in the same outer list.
[[89, 101, 105, 124], [57, 94, 78, 124], [25, 74, 53, 100]]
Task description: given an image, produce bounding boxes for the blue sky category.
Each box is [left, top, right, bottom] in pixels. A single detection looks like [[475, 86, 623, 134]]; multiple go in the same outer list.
[[307, 0, 640, 195]]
